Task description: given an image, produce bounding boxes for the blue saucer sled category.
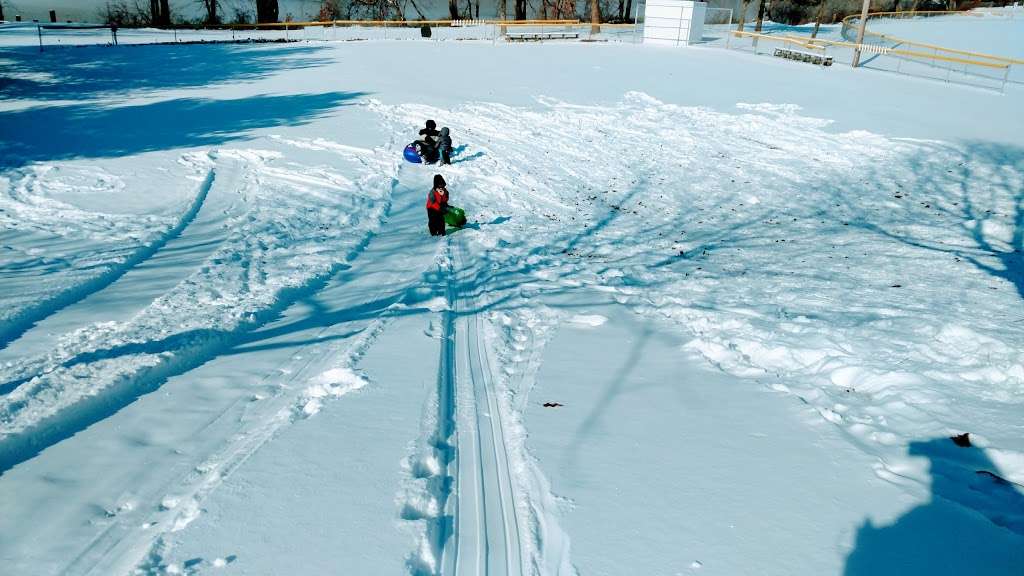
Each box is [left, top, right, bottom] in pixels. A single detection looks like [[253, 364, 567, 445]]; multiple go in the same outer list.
[[403, 144, 422, 164]]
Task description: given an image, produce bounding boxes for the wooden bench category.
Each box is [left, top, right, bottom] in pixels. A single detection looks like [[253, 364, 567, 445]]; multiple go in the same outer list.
[[773, 47, 833, 67], [506, 31, 579, 42]]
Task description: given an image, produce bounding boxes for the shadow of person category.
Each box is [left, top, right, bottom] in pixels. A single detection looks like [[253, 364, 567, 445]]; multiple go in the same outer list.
[[844, 436, 1024, 576]]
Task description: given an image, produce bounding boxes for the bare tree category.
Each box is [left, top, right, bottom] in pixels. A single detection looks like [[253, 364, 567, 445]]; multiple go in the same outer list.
[[449, 0, 460, 18], [0, 2, 4, 22], [256, 0, 278, 23], [349, 0, 405, 20], [589, 0, 600, 33], [404, 0, 429, 20], [736, 0, 750, 31], [318, 0, 342, 19], [198, 0, 220, 24], [559, 0, 575, 18], [811, 0, 826, 37], [148, 0, 171, 26], [515, 0, 526, 20], [100, 1, 150, 26], [754, 0, 766, 32]]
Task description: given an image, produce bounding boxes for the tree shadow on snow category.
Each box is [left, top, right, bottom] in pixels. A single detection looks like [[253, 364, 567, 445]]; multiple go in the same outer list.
[[844, 436, 1024, 576], [0, 43, 332, 101], [850, 141, 1024, 302], [0, 91, 368, 170]]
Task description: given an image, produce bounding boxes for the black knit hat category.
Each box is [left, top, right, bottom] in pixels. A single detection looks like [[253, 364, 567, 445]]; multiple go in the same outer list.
[[433, 174, 446, 188], [426, 119, 437, 130]]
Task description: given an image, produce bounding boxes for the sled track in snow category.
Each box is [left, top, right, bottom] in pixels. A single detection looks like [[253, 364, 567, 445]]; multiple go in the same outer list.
[[0, 170, 216, 352], [431, 246, 459, 574], [433, 237, 525, 576], [0, 187, 393, 476], [80, 315, 397, 576], [63, 177, 459, 575]]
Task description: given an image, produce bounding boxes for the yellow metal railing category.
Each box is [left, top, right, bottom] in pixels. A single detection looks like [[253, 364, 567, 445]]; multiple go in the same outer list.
[[734, 29, 1011, 70], [840, 10, 1024, 66]]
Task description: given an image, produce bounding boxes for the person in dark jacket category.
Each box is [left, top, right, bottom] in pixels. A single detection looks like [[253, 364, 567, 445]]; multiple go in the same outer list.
[[437, 127, 452, 165], [417, 120, 440, 163], [426, 174, 449, 237]]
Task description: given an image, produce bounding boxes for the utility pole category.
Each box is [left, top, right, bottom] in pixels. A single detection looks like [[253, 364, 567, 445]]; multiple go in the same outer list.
[[851, 0, 871, 67]]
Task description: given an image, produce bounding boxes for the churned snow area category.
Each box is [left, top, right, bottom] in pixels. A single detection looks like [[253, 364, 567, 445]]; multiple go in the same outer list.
[[1, 14, 1022, 576]]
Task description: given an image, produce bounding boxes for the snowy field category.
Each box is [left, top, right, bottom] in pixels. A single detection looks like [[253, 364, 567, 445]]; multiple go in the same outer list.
[[1, 16, 1023, 576]]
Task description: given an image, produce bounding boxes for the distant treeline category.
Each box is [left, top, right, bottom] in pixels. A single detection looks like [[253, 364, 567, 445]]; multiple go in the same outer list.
[[95, 0, 1016, 27], [99, 0, 622, 27], [748, 0, 1009, 25]]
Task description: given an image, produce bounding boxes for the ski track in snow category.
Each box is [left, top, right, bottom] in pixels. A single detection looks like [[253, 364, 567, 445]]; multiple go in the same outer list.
[[449, 237, 526, 576], [401, 238, 530, 576], [126, 157, 461, 576]]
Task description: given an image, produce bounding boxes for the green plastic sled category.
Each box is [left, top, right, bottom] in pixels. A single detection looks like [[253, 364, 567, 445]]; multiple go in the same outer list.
[[445, 206, 467, 228]]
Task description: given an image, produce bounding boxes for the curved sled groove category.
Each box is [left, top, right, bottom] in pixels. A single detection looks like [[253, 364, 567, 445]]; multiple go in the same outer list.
[[0, 190, 393, 477], [0, 170, 217, 352]]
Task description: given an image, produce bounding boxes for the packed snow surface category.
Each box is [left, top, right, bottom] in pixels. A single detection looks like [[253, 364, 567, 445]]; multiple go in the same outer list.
[[0, 14, 1022, 576]]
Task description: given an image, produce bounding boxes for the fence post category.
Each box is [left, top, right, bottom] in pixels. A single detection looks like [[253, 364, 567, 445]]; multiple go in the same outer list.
[[633, 2, 639, 43]]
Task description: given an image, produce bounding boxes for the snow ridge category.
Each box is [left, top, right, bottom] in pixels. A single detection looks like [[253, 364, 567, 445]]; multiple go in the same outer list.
[[66, 145, 407, 576], [0, 148, 394, 475], [0, 159, 213, 350]]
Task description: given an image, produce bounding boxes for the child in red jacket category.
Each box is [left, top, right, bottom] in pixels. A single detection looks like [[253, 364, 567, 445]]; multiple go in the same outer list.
[[426, 174, 449, 237]]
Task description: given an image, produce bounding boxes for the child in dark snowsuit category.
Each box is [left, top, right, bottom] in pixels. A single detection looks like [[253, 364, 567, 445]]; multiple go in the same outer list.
[[426, 174, 449, 237], [417, 120, 440, 163], [437, 127, 452, 165]]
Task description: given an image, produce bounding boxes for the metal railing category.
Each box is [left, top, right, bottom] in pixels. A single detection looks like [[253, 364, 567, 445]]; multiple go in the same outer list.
[[727, 29, 1014, 91], [841, 10, 1024, 67]]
